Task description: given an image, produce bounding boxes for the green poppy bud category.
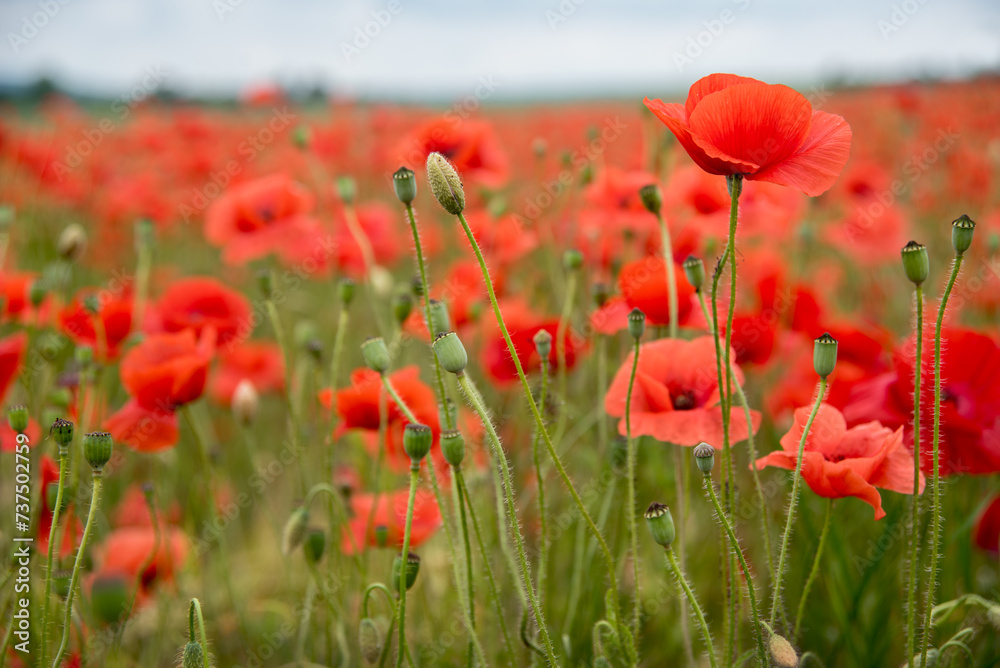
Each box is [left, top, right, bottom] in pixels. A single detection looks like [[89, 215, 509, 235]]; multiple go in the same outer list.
[[563, 249, 583, 271], [83, 431, 113, 472], [361, 337, 391, 374], [303, 528, 327, 565], [426, 299, 450, 337], [83, 294, 100, 316], [90, 572, 129, 625], [256, 269, 273, 299], [50, 417, 74, 450], [441, 429, 465, 468], [951, 214, 976, 255], [432, 331, 468, 375], [900, 240, 930, 286], [7, 404, 28, 434], [182, 641, 206, 668], [628, 308, 646, 340], [410, 275, 424, 298], [292, 124, 311, 150], [374, 525, 389, 548], [29, 280, 47, 307], [683, 255, 706, 292], [359, 617, 382, 664], [281, 506, 310, 556], [426, 152, 465, 215], [338, 277, 356, 305], [813, 332, 838, 378], [768, 633, 798, 668], [392, 552, 421, 591], [693, 442, 715, 475], [645, 502, 676, 548], [392, 166, 417, 205], [532, 329, 553, 361], [592, 282, 611, 308], [393, 291, 414, 325], [403, 423, 432, 463], [337, 175, 357, 205], [52, 569, 72, 599], [639, 183, 663, 214]]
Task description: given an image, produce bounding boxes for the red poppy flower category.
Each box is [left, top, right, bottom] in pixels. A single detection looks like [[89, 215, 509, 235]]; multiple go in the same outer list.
[[205, 173, 326, 266], [644, 73, 852, 196], [37, 455, 82, 558], [155, 277, 250, 346], [843, 328, 1000, 476], [209, 340, 284, 404], [342, 487, 442, 554], [974, 494, 1000, 554], [604, 336, 759, 446], [618, 256, 695, 328], [120, 329, 214, 410], [756, 403, 923, 520], [396, 117, 508, 188], [0, 418, 40, 453], [321, 366, 442, 473], [480, 299, 585, 385], [0, 331, 27, 403], [93, 525, 188, 602], [105, 400, 179, 453], [59, 289, 133, 360], [0, 271, 38, 321]]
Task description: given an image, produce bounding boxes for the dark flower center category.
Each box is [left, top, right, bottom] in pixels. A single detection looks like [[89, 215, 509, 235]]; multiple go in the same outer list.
[[672, 392, 696, 411]]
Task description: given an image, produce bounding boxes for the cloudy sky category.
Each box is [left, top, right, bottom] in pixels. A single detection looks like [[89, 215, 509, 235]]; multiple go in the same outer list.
[[2, 0, 999, 100]]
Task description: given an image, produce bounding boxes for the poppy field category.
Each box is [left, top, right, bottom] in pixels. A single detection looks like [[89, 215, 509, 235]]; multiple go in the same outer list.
[[2, 73, 1000, 667]]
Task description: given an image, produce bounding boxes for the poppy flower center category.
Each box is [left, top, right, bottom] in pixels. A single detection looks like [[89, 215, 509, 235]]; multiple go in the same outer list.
[[672, 391, 697, 411]]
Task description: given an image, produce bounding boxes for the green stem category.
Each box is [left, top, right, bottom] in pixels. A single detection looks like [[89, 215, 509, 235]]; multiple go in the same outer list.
[[382, 375, 417, 423], [794, 499, 833, 642], [405, 202, 455, 431], [455, 211, 622, 636], [457, 471, 517, 664], [457, 372, 557, 665], [52, 473, 104, 668], [533, 360, 550, 612], [655, 211, 679, 339], [553, 270, 577, 446], [297, 578, 318, 665], [770, 376, 828, 627], [395, 465, 420, 668], [265, 294, 306, 495], [190, 598, 209, 660], [40, 447, 69, 668], [665, 548, 717, 668], [327, 304, 350, 595], [625, 337, 642, 644], [704, 476, 766, 666], [906, 285, 924, 665], [921, 253, 965, 667], [454, 473, 477, 667]]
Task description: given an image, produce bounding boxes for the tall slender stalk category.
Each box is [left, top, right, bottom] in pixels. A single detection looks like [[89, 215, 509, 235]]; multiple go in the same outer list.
[[770, 377, 827, 626], [665, 548, 717, 668], [906, 285, 924, 664], [624, 336, 642, 644], [40, 443, 70, 668], [553, 266, 577, 446], [533, 359, 550, 610], [794, 499, 833, 642], [395, 464, 420, 668], [921, 252, 966, 667], [654, 209, 679, 339]]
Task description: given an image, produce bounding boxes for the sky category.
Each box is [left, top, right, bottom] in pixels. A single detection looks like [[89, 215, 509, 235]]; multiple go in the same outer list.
[[2, 0, 999, 101]]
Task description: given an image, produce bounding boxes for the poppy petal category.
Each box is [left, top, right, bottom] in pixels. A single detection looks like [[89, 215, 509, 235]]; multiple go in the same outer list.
[[643, 98, 755, 176], [749, 110, 852, 196]]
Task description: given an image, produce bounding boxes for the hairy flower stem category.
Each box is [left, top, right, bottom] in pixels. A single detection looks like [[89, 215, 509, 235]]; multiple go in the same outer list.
[[457, 372, 558, 665], [40, 446, 69, 668], [921, 253, 965, 667], [52, 473, 103, 668], [553, 269, 577, 446], [395, 465, 420, 668], [665, 547, 717, 668], [625, 337, 642, 645], [189, 598, 210, 661], [770, 376, 828, 627], [404, 202, 454, 430], [906, 285, 924, 665], [794, 499, 833, 642], [533, 360, 550, 610], [456, 211, 623, 638], [703, 476, 766, 665], [655, 210, 680, 339], [326, 303, 350, 601]]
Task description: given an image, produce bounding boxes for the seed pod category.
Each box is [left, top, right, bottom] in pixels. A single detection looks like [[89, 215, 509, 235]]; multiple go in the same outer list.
[[426, 152, 465, 215], [563, 249, 583, 271], [403, 423, 432, 463], [50, 417, 75, 451], [83, 431, 113, 472], [8, 404, 28, 433], [392, 166, 417, 205], [900, 240, 929, 286], [628, 308, 646, 340], [951, 214, 976, 255], [813, 332, 838, 378], [639, 184, 663, 214], [303, 528, 327, 565], [292, 124, 311, 150], [591, 282, 611, 308], [433, 331, 468, 375], [644, 502, 675, 548], [90, 572, 129, 625], [361, 337, 391, 374], [393, 291, 414, 325], [256, 269, 273, 299], [392, 552, 421, 591], [441, 429, 465, 468], [337, 175, 357, 205], [683, 255, 706, 292], [693, 442, 715, 475], [338, 277, 356, 305]]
